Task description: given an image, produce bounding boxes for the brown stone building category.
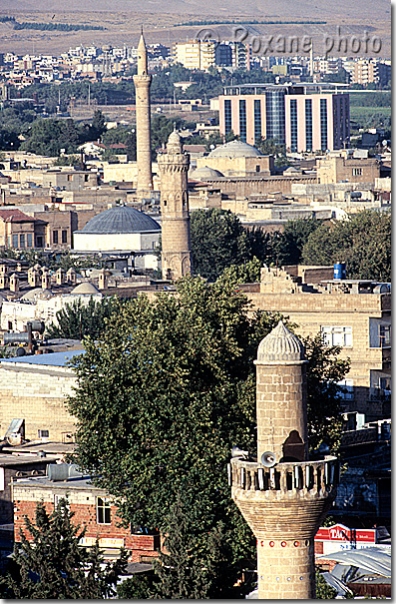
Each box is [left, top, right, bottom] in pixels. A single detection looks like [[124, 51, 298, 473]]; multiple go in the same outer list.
[[246, 266, 391, 420], [317, 152, 380, 185], [0, 208, 46, 249]]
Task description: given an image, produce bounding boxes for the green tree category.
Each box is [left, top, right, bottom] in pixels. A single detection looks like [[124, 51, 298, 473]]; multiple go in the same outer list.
[[315, 570, 337, 599], [67, 275, 349, 597], [302, 210, 391, 282], [272, 218, 321, 266], [89, 109, 107, 141], [0, 499, 128, 599], [190, 208, 251, 280], [304, 334, 350, 453], [46, 296, 119, 340]]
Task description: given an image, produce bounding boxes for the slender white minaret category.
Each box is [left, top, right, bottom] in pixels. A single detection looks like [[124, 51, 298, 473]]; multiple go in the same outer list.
[[133, 28, 153, 199]]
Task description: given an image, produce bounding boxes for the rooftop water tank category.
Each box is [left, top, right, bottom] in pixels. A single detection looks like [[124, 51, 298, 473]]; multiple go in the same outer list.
[[333, 263, 346, 280]]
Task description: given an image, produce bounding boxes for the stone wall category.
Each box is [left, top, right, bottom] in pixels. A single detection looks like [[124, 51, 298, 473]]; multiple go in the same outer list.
[[0, 362, 77, 442]]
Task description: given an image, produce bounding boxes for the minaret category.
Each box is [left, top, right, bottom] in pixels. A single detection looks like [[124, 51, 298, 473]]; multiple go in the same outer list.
[[133, 28, 153, 199], [230, 322, 339, 599], [157, 130, 191, 281]]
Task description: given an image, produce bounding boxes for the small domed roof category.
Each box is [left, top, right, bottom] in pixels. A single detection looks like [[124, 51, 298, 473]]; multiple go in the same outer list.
[[21, 287, 53, 301], [167, 129, 182, 154], [208, 139, 263, 159], [257, 321, 305, 363], [79, 206, 160, 235], [190, 166, 224, 180], [71, 282, 101, 295]]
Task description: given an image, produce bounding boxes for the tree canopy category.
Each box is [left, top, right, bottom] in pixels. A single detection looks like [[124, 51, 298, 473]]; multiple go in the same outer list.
[[302, 210, 391, 282], [67, 273, 349, 597], [0, 499, 127, 599], [46, 296, 119, 340]]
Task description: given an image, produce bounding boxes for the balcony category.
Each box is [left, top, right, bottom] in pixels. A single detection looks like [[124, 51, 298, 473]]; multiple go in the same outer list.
[[229, 457, 339, 497]]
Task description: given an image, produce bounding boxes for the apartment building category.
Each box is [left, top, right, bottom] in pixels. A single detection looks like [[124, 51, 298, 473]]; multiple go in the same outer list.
[[218, 84, 350, 151], [246, 265, 391, 420], [173, 40, 216, 71]]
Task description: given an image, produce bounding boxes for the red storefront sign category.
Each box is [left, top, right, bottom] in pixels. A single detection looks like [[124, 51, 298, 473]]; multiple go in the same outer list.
[[315, 524, 376, 543]]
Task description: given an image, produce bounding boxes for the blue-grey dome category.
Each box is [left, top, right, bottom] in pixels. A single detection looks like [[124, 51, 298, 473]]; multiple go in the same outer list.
[[80, 206, 160, 235]]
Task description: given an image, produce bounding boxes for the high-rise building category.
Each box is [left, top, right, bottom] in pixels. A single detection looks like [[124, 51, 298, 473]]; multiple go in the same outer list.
[[174, 40, 216, 71], [157, 130, 192, 281], [230, 321, 339, 599], [133, 30, 153, 199], [219, 84, 350, 151]]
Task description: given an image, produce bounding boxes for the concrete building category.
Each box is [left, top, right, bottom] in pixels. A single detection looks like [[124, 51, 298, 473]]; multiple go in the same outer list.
[[0, 350, 81, 442], [316, 151, 380, 185], [174, 40, 216, 71], [157, 131, 191, 281], [231, 322, 338, 598], [133, 31, 153, 199], [73, 205, 161, 271], [246, 266, 391, 420], [218, 84, 350, 151]]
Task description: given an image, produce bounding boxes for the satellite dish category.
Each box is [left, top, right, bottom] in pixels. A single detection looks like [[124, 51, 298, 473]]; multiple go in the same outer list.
[[261, 451, 277, 468]]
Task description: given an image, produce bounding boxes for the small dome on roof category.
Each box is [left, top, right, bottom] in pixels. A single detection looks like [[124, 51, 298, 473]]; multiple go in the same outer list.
[[167, 129, 182, 154], [21, 287, 53, 301], [79, 205, 160, 235], [257, 321, 305, 363], [190, 166, 224, 180], [208, 139, 263, 159], [71, 282, 101, 295]]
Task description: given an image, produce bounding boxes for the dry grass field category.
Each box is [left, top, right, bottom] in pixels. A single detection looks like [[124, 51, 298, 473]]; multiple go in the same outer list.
[[0, 0, 390, 57]]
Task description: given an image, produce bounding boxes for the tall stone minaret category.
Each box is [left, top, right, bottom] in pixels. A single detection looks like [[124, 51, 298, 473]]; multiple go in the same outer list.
[[157, 130, 192, 281], [231, 321, 339, 599], [133, 28, 153, 199]]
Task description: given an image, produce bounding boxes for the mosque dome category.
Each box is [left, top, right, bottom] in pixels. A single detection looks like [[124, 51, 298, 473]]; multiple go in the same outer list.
[[257, 321, 305, 363], [208, 139, 263, 159], [167, 130, 182, 154], [21, 288, 53, 301], [190, 166, 224, 180], [79, 206, 160, 235], [71, 282, 101, 295]]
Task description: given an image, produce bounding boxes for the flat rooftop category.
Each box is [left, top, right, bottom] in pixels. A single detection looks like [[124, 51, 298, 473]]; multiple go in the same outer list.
[[0, 349, 84, 367]]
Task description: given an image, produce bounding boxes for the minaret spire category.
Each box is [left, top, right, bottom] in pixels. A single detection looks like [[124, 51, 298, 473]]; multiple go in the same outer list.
[[133, 28, 153, 199]]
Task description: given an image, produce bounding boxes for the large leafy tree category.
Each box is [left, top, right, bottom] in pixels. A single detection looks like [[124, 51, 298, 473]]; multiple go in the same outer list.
[[46, 296, 119, 340], [190, 209, 252, 281], [0, 499, 128, 599], [67, 274, 349, 597], [302, 210, 391, 282]]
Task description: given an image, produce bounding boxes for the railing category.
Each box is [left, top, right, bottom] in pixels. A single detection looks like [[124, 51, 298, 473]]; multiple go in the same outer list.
[[229, 457, 339, 496]]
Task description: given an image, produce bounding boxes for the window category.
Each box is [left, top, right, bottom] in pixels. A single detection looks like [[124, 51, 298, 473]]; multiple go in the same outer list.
[[320, 98, 328, 151], [97, 497, 111, 524], [27, 233, 33, 248], [36, 236, 43, 248], [352, 167, 362, 176], [239, 99, 247, 142], [38, 429, 49, 438], [224, 99, 232, 135], [254, 99, 262, 143], [19, 234, 25, 248], [256, 165, 260, 172], [12, 234, 18, 248], [290, 99, 298, 152], [62, 230, 68, 244], [53, 230, 59, 244], [321, 326, 352, 347], [379, 324, 391, 347], [305, 99, 312, 151]]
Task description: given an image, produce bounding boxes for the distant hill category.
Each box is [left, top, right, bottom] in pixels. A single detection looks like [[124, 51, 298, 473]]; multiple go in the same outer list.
[[0, 0, 391, 20]]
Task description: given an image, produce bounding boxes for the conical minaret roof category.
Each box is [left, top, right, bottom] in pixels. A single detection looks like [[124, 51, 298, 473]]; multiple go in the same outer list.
[[256, 321, 305, 363]]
